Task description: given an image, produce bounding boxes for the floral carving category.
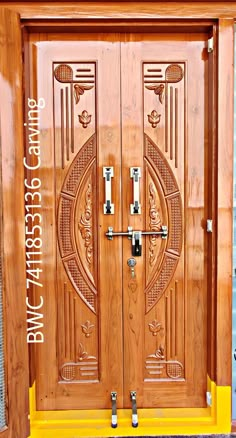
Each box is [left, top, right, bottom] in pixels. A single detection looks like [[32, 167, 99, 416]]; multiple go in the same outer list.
[[145, 83, 165, 104], [148, 345, 165, 360], [149, 182, 162, 266], [78, 183, 93, 266], [81, 320, 95, 337], [147, 110, 161, 128], [74, 84, 94, 104], [78, 110, 92, 128], [148, 319, 163, 336], [78, 342, 96, 361]]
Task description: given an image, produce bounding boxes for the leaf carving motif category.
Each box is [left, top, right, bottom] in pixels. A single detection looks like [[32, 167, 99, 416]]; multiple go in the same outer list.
[[145, 83, 165, 104], [74, 84, 94, 104], [148, 319, 163, 336], [78, 342, 96, 361], [147, 110, 161, 128], [81, 320, 95, 337], [78, 110, 92, 128]]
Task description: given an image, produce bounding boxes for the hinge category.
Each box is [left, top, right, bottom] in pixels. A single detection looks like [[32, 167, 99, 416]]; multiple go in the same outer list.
[[206, 219, 213, 233], [207, 37, 214, 53], [206, 391, 212, 407]]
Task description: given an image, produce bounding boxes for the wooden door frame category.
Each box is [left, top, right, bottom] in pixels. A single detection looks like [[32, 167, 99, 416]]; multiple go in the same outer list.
[[0, 1, 234, 434]]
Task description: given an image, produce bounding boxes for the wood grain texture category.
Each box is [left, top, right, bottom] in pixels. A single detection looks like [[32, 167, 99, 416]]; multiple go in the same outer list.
[[123, 32, 207, 407], [0, 8, 29, 438], [28, 33, 123, 410], [216, 18, 234, 386], [2, 2, 236, 19]]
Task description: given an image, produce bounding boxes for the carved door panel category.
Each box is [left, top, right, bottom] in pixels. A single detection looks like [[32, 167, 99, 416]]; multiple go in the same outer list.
[[28, 31, 208, 410], [121, 34, 207, 408], [28, 34, 123, 410]]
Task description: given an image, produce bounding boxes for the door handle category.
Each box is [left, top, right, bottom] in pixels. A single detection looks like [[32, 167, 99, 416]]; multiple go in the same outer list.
[[130, 167, 141, 214], [103, 167, 114, 214]]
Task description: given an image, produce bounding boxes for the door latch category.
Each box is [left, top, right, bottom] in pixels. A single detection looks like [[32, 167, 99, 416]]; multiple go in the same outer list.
[[111, 391, 117, 428], [130, 391, 138, 427], [130, 167, 141, 214], [132, 231, 142, 256], [103, 167, 114, 214], [106, 226, 168, 256]]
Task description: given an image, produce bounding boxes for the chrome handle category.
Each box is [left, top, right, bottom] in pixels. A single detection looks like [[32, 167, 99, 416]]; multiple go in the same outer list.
[[130, 167, 141, 214], [103, 167, 114, 214]]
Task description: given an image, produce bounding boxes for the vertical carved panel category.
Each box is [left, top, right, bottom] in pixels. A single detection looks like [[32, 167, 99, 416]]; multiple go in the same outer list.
[[60, 284, 98, 382], [144, 62, 184, 167], [54, 62, 98, 383], [143, 63, 185, 382], [54, 63, 95, 168]]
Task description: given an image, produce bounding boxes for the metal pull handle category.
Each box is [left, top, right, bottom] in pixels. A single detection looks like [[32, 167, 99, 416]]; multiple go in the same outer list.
[[111, 392, 118, 428], [130, 167, 141, 214], [103, 167, 114, 214], [130, 391, 138, 427]]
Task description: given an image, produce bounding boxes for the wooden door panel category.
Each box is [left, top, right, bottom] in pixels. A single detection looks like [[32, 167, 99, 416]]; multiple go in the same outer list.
[[28, 34, 123, 410], [29, 30, 208, 410], [121, 33, 208, 407]]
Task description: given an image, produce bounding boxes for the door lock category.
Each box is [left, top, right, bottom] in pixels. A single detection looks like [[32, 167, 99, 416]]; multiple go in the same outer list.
[[132, 231, 142, 256], [106, 226, 168, 256], [127, 258, 137, 278]]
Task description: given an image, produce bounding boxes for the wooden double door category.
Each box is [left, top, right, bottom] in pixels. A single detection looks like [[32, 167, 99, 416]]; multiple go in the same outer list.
[[28, 30, 209, 410]]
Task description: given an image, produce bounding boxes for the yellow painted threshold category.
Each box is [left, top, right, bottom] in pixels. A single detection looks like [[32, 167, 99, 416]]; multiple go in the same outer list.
[[29, 378, 231, 437]]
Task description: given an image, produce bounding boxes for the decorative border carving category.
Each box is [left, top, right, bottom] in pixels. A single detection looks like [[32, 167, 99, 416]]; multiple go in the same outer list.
[[58, 134, 97, 313], [60, 341, 98, 382], [149, 181, 162, 267], [144, 134, 183, 313], [78, 183, 93, 266]]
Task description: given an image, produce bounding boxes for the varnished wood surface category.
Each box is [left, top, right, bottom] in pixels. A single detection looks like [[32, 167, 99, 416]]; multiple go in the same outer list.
[[0, 8, 29, 438], [27, 29, 210, 410], [2, 2, 236, 19], [121, 32, 208, 407], [27, 33, 124, 410], [216, 18, 234, 387]]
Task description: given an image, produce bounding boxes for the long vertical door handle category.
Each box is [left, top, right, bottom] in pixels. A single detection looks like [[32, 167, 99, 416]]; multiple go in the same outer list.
[[103, 167, 114, 214], [130, 167, 141, 214]]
